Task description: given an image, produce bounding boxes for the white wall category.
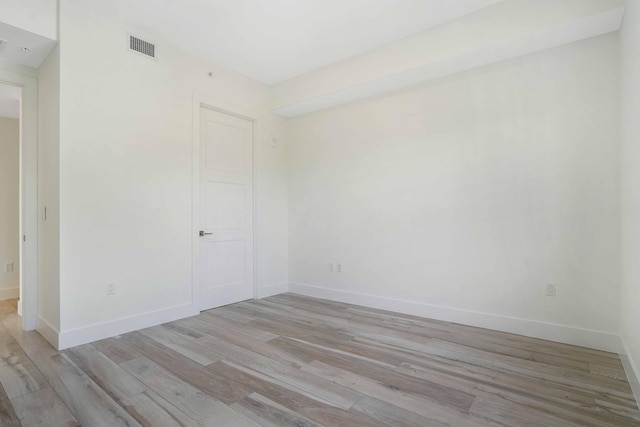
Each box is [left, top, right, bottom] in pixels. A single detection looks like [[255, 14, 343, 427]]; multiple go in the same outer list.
[[0, 0, 57, 40], [256, 114, 289, 298], [0, 117, 19, 298], [288, 34, 620, 351], [56, 0, 288, 347], [620, 0, 640, 399], [37, 45, 60, 335]]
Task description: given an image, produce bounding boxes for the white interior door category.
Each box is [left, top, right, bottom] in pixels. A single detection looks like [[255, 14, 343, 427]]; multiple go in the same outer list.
[[198, 107, 253, 310]]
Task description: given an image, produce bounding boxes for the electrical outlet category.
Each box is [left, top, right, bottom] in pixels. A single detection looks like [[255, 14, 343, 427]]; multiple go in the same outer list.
[[336, 263, 343, 273], [106, 282, 116, 296], [329, 262, 335, 272], [545, 283, 556, 296], [4, 263, 13, 273]]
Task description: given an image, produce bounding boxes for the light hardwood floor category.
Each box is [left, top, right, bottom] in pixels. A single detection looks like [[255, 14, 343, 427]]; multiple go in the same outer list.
[[0, 294, 638, 426]]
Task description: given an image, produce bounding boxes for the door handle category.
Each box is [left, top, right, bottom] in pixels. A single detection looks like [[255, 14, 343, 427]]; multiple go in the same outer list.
[[199, 230, 213, 237]]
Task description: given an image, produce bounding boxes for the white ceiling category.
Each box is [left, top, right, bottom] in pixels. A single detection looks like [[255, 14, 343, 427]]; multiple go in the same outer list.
[[272, 0, 626, 117], [0, 21, 57, 69], [78, 0, 503, 84], [0, 82, 20, 119]]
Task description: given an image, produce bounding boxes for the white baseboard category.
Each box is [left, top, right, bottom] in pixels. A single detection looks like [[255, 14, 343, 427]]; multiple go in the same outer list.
[[57, 303, 198, 350], [257, 282, 289, 299], [54, 282, 288, 350], [0, 287, 19, 300], [37, 316, 60, 349], [289, 283, 620, 353], [620, 337, 640, 409]]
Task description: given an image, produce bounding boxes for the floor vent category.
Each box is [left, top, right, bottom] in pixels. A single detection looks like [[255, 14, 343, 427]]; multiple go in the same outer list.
[[129, 35, 155, 59]]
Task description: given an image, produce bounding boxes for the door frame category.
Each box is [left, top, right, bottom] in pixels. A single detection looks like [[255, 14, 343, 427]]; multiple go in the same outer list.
[[191, 95, 260, 311], [0, 69, 38, 331]]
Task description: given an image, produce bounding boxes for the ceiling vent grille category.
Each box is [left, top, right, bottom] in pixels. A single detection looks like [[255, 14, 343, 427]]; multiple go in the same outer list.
[[129, 35, 155, 59]]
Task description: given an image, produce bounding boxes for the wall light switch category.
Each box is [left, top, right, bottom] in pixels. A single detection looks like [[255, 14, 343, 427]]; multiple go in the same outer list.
[[545, 283, 556, 296], [336, 264, 343, 273], [329, 262, 335, 272], [106, 282, 116, 296], [4, 263, 13, 273]]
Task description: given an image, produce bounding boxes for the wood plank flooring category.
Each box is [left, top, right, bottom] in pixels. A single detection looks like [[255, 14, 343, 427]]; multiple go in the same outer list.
[[0, 294, 638, 426]]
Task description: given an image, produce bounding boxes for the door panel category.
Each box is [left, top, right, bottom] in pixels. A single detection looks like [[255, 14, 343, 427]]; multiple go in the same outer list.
[[205, 121, 246, 172], [206, 182, 245, 229], [199, 108, 253, 310], [205, 240, 245, 289]]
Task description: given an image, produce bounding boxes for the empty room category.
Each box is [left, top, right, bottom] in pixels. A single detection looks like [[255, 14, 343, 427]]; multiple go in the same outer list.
[[0, 0, 639, 425]]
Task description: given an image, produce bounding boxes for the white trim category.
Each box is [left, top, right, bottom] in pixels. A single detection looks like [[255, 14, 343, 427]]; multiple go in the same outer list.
[[191, 95, 262, 311], [37, 315, 59, 349], [257, 283, 289, 299], [57, 302, 198, 350], [0, 287, 19, 300], [289, 283, 620, 353], [191, 96, 201, 309], [0, 68, 38, 332], [620, 337, 640, 410]]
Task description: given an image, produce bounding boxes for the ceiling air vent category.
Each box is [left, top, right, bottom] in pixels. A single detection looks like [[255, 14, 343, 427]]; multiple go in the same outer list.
[[129, 35, 155, 59]]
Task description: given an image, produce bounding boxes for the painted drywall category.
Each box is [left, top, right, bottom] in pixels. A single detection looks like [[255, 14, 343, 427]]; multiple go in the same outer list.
[[288, 34, 620, 350], [272, 0, 624, 117], [620, 0, 640, 399], [0, 0, 57, 40], [69, 0, 502, 85], [0, 84, 20, 119], [56, 0, 288, 346], [0, 117, 19, 297], [37, 45, 60, 334], [257, 115, 289, 298]]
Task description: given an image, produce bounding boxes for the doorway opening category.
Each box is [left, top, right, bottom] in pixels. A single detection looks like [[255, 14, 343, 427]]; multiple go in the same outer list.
[[0, 82, 22, 318], [0, 71, 37, 332]]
